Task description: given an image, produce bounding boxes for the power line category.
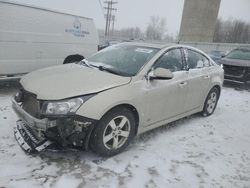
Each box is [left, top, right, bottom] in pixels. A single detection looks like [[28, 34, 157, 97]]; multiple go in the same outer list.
[[98, 0, 105, 16]]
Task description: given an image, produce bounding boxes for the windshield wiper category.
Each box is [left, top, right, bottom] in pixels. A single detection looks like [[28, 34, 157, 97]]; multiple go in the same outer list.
[[97, 65, 121, 75], [80, 59, 91, 67], [92, 65, 131, 77]]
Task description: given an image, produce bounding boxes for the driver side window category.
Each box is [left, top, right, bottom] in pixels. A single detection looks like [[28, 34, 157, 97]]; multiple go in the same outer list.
[[154, 48, 183, 72]]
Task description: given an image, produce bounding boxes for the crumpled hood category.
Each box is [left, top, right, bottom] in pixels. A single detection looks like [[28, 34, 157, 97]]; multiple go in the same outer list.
[[20, 64, 131, 100], [221, 58, 250, 67]]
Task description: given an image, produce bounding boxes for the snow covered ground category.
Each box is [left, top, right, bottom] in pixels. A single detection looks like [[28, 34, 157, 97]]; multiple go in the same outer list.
[[0, 83, 249, 188]]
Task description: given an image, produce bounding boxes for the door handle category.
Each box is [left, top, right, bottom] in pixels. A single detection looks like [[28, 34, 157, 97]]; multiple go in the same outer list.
[[179, 81, 187, 87], [203, 75, 210, 79]]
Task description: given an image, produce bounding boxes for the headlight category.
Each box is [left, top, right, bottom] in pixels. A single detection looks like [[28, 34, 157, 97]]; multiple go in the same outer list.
[[41, 95, 94, 115], [220, 64, 223, 68]]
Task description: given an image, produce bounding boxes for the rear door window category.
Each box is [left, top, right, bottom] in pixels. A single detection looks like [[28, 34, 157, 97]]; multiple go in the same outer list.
[[186, 49, 210, 69]]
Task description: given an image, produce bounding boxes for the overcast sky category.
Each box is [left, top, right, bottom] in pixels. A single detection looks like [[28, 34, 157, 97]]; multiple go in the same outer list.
[[10, 0, 250, 36]]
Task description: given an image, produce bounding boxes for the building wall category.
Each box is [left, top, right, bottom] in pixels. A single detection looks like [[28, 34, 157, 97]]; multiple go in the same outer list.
[[179, 0, 221, 42], [180, 42, 250, 54]]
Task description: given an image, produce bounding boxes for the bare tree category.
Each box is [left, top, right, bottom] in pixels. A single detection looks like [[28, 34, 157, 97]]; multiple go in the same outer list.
[[145, 16, 167, 40], [110, 27, 144, 39], [98, 16, 177, 42], [214, 18, 250, 43]]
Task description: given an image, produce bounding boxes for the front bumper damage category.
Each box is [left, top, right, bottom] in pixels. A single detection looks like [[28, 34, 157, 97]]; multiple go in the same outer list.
[[14, 120, 52, 153], [12, 97, 97, 153]]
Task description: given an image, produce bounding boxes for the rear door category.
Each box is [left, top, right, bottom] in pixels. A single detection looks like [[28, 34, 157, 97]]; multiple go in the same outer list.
[[183, 48, 211, 111]]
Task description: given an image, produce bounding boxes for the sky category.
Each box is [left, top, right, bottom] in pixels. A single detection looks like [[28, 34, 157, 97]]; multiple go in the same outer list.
[[8, 0, 250, 36]]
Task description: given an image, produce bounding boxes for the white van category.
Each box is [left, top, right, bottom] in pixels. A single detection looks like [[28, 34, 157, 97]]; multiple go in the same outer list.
[[0, 1, 99, 76]]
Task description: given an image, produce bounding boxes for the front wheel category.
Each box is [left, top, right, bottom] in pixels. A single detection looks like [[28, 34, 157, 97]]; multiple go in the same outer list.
[[90, 107, 136, 156], [202, 87, 219, 117]]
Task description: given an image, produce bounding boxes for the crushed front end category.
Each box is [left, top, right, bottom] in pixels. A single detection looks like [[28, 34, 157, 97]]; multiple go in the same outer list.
[[12, 89, 97, 153]]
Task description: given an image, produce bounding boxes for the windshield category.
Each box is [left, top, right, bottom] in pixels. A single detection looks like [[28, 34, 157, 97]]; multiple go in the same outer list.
[[87, 44, 160, 76], [226, 49, 250, 61]]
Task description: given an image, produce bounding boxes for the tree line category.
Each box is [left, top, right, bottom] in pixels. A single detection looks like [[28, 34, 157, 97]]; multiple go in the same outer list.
[[213, 18, 250, 43], [99, 16, 250, 44], [99, 16, 175, 42]]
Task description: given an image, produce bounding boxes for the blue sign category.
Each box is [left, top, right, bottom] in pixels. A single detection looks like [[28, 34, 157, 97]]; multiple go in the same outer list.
[[65, 17, 90, 37]]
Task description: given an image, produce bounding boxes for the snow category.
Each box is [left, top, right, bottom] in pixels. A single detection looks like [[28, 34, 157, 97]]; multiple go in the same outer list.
[[54, 175, 82, 188], [0, 84, 250, 188]]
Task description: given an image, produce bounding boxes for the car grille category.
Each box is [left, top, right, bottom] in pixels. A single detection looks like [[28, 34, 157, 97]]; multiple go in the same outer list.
[[223, 65, 246, 77], [21, 90, 40, 118]]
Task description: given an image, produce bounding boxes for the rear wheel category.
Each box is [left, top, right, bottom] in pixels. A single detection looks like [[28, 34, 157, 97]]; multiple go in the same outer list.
[[90, 107, 135, 156], [202, 87, 219, 117]]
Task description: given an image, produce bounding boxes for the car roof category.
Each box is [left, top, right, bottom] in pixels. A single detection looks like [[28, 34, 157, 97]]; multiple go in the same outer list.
[[116, 42, 212, 58], [122, 42, 174, 49]]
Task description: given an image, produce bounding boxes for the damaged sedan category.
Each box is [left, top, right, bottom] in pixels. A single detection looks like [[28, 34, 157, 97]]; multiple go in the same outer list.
[[12, 43, 224, 156]]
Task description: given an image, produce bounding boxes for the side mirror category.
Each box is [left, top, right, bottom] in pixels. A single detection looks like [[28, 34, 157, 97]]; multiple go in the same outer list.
[[196, 60, 204, 68], [148, 68, 173, 80]]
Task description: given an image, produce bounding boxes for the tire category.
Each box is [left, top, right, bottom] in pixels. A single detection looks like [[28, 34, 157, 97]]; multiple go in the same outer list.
[[90, 107, 136, 156], [63, 54, 84, 64], [201, 87, 220, 117]]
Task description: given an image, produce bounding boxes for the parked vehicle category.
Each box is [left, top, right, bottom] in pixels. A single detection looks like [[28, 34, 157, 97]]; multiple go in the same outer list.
[[219, 48, 250, 83], [12, 43, 224, 156], [0, 0, 99, 77], [208, 50, 226, 63]]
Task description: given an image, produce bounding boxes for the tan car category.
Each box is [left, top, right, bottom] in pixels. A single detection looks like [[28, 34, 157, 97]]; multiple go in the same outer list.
[[12, 43, 224, 156]]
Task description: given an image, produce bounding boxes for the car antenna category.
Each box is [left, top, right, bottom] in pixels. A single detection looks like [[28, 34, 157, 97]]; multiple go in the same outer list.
[[177, 37, 181, 44]]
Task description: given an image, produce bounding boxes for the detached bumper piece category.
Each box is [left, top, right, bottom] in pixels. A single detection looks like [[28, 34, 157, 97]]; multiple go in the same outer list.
[[14, 120, 52, 153]]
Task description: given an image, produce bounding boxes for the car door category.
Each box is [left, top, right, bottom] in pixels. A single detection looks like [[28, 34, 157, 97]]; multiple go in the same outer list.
[[183, 48, 211, 111], [144, 48, 189, 126]]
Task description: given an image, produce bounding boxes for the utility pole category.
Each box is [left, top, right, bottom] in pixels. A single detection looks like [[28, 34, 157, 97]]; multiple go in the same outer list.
[[111, 15, 115, 35], [104, 0, 117, 36]]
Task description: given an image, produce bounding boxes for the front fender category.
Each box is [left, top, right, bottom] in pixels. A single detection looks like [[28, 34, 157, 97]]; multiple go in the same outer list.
[[75, 81, 147, 126]]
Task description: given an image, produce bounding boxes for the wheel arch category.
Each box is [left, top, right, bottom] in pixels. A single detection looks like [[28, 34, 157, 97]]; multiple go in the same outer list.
[[204, 84, 221, 102], [209, 84, 221, 99], [203, 84, 221, 109], [213, 85, 221, 97], [99, 103, 140, 135], [201, 84, 221, 116]]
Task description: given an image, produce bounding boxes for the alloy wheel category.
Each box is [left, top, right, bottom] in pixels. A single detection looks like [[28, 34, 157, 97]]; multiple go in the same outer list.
[[103, 115, 131, 150], [206, 91, 217, 114]]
